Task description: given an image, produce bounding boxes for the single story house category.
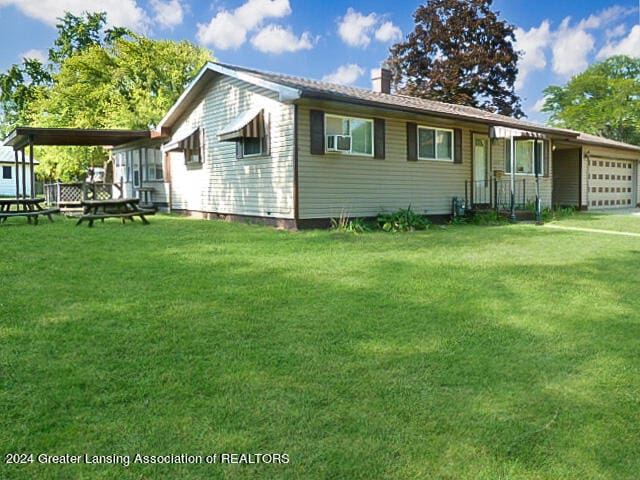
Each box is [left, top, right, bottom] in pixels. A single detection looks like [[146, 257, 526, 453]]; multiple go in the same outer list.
[[112, 136, 170, 207], [0, 145, 39, 197], [113, 62, 640, 228]]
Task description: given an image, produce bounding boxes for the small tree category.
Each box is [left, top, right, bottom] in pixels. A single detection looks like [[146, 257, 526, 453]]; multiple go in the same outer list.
[[387, 0, 524, 118], [542, 56, 640, 146]]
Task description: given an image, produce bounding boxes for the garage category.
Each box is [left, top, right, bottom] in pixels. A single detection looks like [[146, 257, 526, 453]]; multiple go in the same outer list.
[[588, 157, 635, 209]]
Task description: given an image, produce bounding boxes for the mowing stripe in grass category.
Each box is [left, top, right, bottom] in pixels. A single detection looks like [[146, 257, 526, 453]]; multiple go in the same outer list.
[[542, 224, 640, 237]]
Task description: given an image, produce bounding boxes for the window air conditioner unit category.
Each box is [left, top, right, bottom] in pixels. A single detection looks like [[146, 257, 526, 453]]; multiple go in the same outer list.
[[326, 135, 352, 152]]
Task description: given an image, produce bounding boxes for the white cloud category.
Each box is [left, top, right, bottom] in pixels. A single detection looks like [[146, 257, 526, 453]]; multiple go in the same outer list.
[[597, 25, 640, 59], [0, 0, 149, 32], [514, 20, 551, 89], [606, 24, 627, 40], [532, 97, 547, 113], [578, 5, 634, 30], [375, 21, 402, 43], [322, 64, 364, 85], [150, 0, 184, 30], [251, 24, 313, 53], [338, 8, 377, 48], [19, 49, 47, 63], [196, 0, 292, 50], [513, 6, 639, 88], [551, 17, 595, 77]]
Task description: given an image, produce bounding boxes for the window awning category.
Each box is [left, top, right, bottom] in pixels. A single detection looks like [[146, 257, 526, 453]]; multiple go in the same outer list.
[[490, 126, 547, 140], [165, 127, 200, 152], [218, 108, 264, 142]]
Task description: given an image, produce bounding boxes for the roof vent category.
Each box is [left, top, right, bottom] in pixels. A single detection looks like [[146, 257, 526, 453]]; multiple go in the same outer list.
[[371, 68, 392, 94]]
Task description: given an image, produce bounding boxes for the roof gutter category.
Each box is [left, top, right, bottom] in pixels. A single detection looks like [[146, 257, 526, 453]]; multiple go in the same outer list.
[[296, 91, 578, 140]]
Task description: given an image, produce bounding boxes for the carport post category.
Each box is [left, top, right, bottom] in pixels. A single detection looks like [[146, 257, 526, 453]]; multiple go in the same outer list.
[[29, 138, 35, 198], [14, 149, 19, 207], [21, 147, 27, 201]]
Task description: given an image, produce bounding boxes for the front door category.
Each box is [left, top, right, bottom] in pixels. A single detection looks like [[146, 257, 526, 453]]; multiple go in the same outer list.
[[473, 134, 490, 205]]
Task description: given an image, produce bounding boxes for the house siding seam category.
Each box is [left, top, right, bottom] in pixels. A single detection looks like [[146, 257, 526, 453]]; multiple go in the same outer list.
[[297, 105, 472, 218], [167, 75, 296, 219]]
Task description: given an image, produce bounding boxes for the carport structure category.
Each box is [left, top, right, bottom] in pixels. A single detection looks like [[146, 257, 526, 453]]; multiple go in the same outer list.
[[1, 127, 152, 222]]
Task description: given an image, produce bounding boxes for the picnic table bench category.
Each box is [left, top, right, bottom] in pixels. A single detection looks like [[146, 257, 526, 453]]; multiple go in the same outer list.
[[76, 198, 155, 227], [0, 198, 60, 225]]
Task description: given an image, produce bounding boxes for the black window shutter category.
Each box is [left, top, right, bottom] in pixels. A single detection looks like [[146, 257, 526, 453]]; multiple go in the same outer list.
[[453, 128, 463, 163], [406, 122, 417, 161], [504, 139, 511, 173], [310, 110, 325, 155], [374, 118, 385, 159], [236, 140, 243, 159]]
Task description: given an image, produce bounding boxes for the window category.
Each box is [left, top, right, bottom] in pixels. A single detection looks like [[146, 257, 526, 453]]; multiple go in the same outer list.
[[505, 139, 546, 175], [418, 126, 453, 161], [325, 115, 373, 156], [242, 137, 262, 157], [144, 148, 163, 181], [132, 150, 141, 187], [2, 166, 11, 179], [166, 128, 203, 164]]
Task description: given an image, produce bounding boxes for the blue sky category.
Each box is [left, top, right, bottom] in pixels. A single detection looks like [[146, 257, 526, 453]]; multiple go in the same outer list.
[[0, 0, 639, 122]]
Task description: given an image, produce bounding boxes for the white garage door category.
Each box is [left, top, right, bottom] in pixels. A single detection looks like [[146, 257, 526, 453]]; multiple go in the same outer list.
[[589, 159, 634, 209]]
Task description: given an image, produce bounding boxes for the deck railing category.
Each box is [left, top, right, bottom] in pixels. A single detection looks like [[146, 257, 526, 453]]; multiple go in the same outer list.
[[44, 182, 123, 208], [465, 178, 529, 212]]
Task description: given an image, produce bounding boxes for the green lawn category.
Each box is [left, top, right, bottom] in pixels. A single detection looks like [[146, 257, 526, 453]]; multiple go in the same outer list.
[[1, 214, 639, 479], [548, 211, 640, 233]]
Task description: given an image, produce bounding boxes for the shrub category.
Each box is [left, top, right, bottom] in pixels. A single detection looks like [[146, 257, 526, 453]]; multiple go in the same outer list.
[[377, 206, 430, 232], [470, 210, 508, 225], [330, 212, 371, 233]]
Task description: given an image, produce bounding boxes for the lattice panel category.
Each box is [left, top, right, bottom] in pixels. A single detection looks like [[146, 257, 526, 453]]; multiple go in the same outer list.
[[60, 185, 83, 202]]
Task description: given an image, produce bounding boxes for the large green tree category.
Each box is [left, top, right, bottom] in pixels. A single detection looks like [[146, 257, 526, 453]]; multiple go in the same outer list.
[[0, 59, 52, 136], [0, 11, 213, 180], [387, 0, 524, 118], [542, 56, 640, 145]]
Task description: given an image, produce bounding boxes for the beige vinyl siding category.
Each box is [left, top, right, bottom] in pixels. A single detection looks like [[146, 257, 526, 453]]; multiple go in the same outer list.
[[552, 148, 580, 207], [490, 139, 553, 207], [297, 105, 473, 218], [168, 75, 295, 218]]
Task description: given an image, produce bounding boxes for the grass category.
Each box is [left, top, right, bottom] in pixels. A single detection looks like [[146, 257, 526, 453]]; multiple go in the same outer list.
[[548, 211, 640, 233], [1, 213, 640, 479]]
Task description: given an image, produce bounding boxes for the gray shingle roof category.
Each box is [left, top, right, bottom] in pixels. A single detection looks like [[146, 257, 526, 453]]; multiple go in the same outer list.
[[0, 146, 38, 164], [574, 132, 640, 152], [216, 62, 577, 138], [161, 61, 640, 154]]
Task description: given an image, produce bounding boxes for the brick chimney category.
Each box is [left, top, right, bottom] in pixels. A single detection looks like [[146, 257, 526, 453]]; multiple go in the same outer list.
[[371, 68, 392, 94]]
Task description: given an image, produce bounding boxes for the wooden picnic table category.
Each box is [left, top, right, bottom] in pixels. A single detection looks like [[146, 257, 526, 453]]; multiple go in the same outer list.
[[76, 198, 155, 227], [0, 198, 60, 225]]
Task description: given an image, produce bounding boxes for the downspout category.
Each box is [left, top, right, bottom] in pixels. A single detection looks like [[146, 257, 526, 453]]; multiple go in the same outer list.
[[585, 150, 590, 210], [293, 104, 299, 227], [578, 147, 583, 210]]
